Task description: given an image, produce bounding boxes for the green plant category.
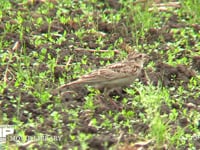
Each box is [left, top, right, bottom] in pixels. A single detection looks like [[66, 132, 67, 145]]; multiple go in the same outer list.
[[150, 114, 168, 144], [181, 0, 200, 23], [123, 1, 160, 45]]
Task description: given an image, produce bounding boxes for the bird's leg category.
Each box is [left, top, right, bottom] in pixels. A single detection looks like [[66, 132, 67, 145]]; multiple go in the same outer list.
[[113, 87, 123, 95], [104, 88, 122, 110], [90, 87, 106, 107]]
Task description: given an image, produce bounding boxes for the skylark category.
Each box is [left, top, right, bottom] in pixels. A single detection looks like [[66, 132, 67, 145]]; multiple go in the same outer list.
[[56, 52, 149, 96]]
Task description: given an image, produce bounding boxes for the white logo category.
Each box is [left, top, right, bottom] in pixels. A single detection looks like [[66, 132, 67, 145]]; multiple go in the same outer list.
[[0, 124, 62, 146], [0, 125, 14, 142]]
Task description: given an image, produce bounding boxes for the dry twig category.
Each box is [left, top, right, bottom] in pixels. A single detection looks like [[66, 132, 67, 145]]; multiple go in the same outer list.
[[74, 48, 121, 54]]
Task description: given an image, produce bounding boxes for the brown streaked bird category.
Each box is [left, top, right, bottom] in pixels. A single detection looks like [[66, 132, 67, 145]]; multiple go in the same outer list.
[[56, 52, 149, 96]]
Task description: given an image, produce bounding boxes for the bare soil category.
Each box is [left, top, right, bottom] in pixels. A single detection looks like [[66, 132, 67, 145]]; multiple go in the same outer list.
[[1, 0, 200, 149]]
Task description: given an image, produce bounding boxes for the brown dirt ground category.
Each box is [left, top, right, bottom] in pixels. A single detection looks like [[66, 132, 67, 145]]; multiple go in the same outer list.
[[1, 0, 200, 149]]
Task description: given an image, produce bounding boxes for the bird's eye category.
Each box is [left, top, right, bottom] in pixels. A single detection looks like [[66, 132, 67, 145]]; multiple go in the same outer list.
[[138, 54, 143, 59]]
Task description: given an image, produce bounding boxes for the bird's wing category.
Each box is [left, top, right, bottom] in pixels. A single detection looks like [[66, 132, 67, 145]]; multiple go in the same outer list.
[[107, 62, 139, 74], [80, 68, 128, 82], [67, 67, 130, 86]]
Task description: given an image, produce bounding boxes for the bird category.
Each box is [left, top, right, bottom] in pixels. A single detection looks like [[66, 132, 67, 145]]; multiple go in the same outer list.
[[55, 52, 149, 97]]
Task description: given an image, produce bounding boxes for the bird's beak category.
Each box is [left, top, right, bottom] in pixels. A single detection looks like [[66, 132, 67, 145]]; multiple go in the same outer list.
[[144, 55, 150, 61]]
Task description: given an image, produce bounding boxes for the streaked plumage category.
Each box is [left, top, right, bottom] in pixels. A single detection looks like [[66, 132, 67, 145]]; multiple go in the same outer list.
[[56, 52, 149, 96]]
